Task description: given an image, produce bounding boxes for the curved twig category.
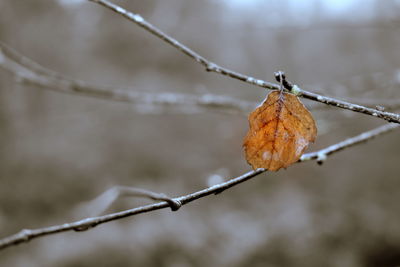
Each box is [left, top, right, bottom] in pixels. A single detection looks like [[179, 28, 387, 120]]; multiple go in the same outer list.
[[0, 123, 397, 251], [300, 123, 399, 164], [88, 0, 400, 124], [0, 43, 255, 115]]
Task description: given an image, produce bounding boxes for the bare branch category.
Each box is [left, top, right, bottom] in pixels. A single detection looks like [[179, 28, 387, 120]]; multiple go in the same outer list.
[[88, 0, 400, 124], [2, 42, 400, 119], [0, 43, 255, 115], [0, 41, 63, 79], [300, 123, 399, 164], [0, 1, 399, 252], [0, 168, 265, 250], [75, 186, 182, 218], [309, 98, 400, 112], [0, 123, 397, 251]]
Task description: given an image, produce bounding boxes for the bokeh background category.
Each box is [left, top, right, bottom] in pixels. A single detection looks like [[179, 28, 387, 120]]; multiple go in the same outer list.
[[1, 0, 400, 266]]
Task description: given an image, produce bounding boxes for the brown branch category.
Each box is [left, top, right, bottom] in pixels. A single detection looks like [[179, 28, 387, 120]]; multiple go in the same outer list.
[[0, 123, 397, 251], [0, 43, 255, 115], [88, 0, 400, 124]]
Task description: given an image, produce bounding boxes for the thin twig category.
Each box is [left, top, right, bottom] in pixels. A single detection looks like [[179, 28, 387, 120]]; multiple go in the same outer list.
[[75, 186, 182, 218], [0, 169, 265, 250], [88, 0, 400, 124], [0, 41, 63, 79], [0, 0, 399, 252], [300, 123, 399, 164], [0, 123, 397, 250], [2, 43, 400, 117], [308, 98, 400, 112], [0, 44, 255, 115]]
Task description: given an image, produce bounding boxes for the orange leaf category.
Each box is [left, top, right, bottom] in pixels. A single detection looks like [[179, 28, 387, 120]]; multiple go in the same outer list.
[[243, 90, 317, 171]]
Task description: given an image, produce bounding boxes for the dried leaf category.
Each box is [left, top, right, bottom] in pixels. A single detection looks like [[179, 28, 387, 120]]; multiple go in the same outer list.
[[243, 91, 317, 171]]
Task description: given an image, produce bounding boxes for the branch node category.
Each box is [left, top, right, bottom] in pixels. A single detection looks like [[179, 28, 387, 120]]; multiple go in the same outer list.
[[274, 71, 294, 91], [131, 14, 144, 23], [375, 105, 385, 111], [290, 84, 302, 96], [157, 194, 182, 211], [316, 152, 327, 165], [73, 223, 98, 232], [206, 63, 219, 72], [213, 188, 225, 195], [19, 229, 33, 241], [169, 199, 182, 211]]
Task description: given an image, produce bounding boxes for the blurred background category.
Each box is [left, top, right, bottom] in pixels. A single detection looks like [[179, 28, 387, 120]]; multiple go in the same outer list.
[[1, 0, 400, 266]]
